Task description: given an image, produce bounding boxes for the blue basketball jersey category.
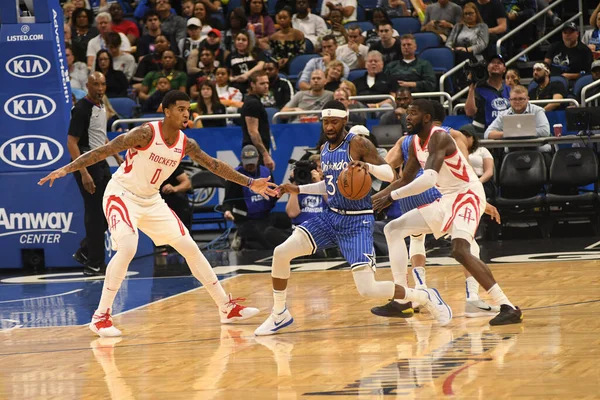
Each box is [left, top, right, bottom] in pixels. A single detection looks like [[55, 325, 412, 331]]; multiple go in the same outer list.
[[321, 132, 372, 211]]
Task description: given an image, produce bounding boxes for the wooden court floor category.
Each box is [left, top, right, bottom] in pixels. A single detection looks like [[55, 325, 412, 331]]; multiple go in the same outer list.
[[1, 261, 599, 399]]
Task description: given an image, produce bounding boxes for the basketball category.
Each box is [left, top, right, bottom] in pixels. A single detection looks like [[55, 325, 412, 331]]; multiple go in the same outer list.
[[337, 166, 372, 200]]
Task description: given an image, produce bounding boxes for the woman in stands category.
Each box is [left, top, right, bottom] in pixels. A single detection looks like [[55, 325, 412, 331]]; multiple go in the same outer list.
[[505, 68, 521, 89], [269, 7, 305, 74], [223, 7, 256, 56], [226, 31, 267, 93], [215, 67, 243, 114], [445, 2, 489, 63], [195, 82, 227, 128], [194, 1, 224, 34], [324, 60, 345, 92], [247, 0, 276, 50], [94, 50, 129, 98], [71, 8, 98, 63]]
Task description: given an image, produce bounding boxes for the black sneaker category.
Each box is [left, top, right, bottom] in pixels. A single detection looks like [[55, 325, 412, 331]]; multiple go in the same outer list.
[[489, 305, 523, 326], [83, 263, 106, 276], [72, 247, 88, 266], [371, 301, 414, 318]]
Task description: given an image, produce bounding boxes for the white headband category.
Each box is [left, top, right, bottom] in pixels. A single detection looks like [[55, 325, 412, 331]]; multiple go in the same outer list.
[[533, 63, 550, 73], [321, 108, 348, 118]]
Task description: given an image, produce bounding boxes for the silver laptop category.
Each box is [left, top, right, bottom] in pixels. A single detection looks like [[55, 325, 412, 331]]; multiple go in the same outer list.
[[503, 114, 537, 139]]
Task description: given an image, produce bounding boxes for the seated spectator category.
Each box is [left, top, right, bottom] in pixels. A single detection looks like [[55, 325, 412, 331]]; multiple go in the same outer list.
[[297, 35, 349, 90], [64, 23, 72, 46], [269, 7, 306, 74], [282, 70, 334, 123], [152, 0, 187, 44], [222, 145, 280, 250], [222, 8, 256, 55], [143, 76, 172, 112], [105, 32, 137, 81], [475, 0, 506, 57], [182, 0, 195, 18], [215, 67, 244, 113], [464, 54, 511, 138], [225, 31, 267, 93], [247, 0, 276, 50], [63, 1, 75, 26], [484, 85, 551, 152], [261, 61, 294, 109], [369, 21, 402, 65], [139, 50, 188, 102], [136, 11, 177, 61], [588, 60, 600, 102], [196, 0, 223, 15], [66, 44, 89, 91], [384, 0, 411, 17], [544, 22, 593, 83], [286, 166, 326, 227], [333, 88, 366, 129], [133, 35, 186, 88], [194, 82, 227, 128], [384, 34, 436, 92], [446, 3, 489, 63], [160, 166, 192, 230], [421, 0, 462, 41], [352, 50, 398, 107], [320, 9, 348, 46], [86, 12, 132, 69], [362, 8, 400, 47], [71, 8, 98, 63], [503, 0, 536, 57], [380, 87, 412, 131], [198, 29, 225, 66], [109, 3, 139, 45], [320, 0, 357, 23], [505, 67, 520, 89], [95, 50, 129, 98], [460, 125, 495, 199], [584, 10, 600, 59], [528, 62, 566, 111], [179, 17, 203, 61], [336, 25, 369, 70], [324, 60, 345, 91], [292, 0, 328, 49], [189, 48, 219, 99], [194, 1, 224, 32]]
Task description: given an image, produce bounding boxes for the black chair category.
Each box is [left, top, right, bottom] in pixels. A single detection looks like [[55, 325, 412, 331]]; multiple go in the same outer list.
[[371, 124, 403, 147], [546, 147, 600, 233], [494, 151, 549, 237], [190, 170, 228, 232]]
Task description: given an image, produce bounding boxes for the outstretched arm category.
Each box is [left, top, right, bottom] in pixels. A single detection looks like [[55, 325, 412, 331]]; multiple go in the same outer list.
[[348, 135, 395, 182], [39, 125, 153, 187], [185, 138, 278, 198]]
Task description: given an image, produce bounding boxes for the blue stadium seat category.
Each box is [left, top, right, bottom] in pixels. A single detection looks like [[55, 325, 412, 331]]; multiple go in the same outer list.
[[266, 107, 278, 123], [347, 68, 366, 82], [528, 75, 568, 93], [72, 88, 87, 101], [109, 97, 137, 118], [304, 38, 314, 54], [573, 74, 593, 100], [287, 54, 320, 81], [391, 17, 421, 35], [227, 0, 242, 12], [344, 21, 374, 33], [419, 47, 454, 73], [413, 32, 441, 53], [267, 0, 277, 15], [358, 0, 378, 10]]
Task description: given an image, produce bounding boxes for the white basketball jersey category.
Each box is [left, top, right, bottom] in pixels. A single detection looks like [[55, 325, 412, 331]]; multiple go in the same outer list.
[[112, 121, 187, 198], [413, 126, 479, 195]]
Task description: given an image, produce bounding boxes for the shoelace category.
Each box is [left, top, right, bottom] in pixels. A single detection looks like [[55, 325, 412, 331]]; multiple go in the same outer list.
[[225, 296, 246, 307], [94, 309, 112, 323]]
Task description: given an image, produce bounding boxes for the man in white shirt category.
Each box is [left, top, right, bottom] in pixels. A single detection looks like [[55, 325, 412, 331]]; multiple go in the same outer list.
[[87, 12, 132, 69], [178, 17, 203, 61], [336, 26, 369, 70], [292, 0, 328, 49], [321, 0, 357, 23]]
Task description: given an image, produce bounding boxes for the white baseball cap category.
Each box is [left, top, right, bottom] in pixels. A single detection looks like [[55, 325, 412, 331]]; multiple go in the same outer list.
[[187, 17, 201, 28]]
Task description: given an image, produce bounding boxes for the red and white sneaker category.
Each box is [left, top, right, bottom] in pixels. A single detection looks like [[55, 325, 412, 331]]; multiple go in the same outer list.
[[220, 294, 260, 324], [89, 309, 122, 337]]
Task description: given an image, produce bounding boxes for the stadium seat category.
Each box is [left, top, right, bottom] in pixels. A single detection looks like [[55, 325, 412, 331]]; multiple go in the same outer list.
[[287, 54, 320, 82], [573, 74, 593, 101], [347, 68, 366, 82], [72, 88, 87, 101], [391, 17, 421, 35], [413, 32, 442, 53], [304, 39, 314, 54], [419, 47, 455, 92], [371, 124, 403, 147], [266, 107, 278, 123], [190, 170, 228, 232], [267, 0, 277, 15], [344, 21, 374, 32], [109, 97, 137, 118], [227, 0, 242, 12], [528, 75, 568, 93]]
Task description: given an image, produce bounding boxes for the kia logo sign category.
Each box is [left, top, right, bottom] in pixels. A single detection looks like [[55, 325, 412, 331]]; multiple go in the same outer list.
[[6, 55, 51, 79], [4, 94, 56, 121], [0, 135, 64, 169]]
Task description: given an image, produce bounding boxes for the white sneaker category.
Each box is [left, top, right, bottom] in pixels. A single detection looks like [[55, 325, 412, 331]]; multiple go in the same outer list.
[[220, 294, 260, 323], [89, 309, 122, 337], [420, 288, 452, 326], [254, 308, 294, 336], [464, 299, 501, 318], [412, 267, 427, 310]]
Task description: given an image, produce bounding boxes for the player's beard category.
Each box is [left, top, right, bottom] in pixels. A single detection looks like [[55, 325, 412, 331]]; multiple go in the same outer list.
[[408, 121, 423, 135]]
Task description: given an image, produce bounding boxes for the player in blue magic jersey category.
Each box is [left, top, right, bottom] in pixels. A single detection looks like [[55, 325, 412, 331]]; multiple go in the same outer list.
[[255, 100, 455, 336]]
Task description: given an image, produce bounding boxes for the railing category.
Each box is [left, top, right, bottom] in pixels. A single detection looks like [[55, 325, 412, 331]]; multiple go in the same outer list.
[[581, 79, 600, 106], [111, 114, 240, 131], [350, 94, 396, 107], [439, 59, 469, 98], [412, 91, 453, 115], [193, 114, 241, 124], [271, 107, 392, 124], [452, 98, 581, 115], [480, 134, 600, 149]]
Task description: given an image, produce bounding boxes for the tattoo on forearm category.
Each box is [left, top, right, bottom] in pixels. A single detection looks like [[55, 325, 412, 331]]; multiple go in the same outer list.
[[186, 138, 251, 187], [249, 132, 268, 156]]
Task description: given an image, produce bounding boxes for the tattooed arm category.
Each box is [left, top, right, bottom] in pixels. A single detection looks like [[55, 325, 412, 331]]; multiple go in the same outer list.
[[348, 135, 396, 182], [185, 138, 278, 198], [39, 125, 153, 187]]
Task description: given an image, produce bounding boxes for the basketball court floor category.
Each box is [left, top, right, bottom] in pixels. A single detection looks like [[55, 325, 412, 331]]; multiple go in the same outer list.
[[1, 231, 600, 399]]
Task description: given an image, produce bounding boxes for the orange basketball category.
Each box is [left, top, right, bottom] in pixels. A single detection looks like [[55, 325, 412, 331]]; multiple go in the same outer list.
[[337, 165, 372, 200]]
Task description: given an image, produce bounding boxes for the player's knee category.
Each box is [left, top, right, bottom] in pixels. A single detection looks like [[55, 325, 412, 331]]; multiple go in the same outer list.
[[409, 234, 426, 258], [115, 234, 138, 260], [352, 266, 394, 298], [451, 238, 471, 263], [383, 220, 398, 239]]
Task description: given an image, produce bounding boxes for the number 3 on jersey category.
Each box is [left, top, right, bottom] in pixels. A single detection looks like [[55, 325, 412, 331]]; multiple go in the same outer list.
[[325, 175, 336, 195]]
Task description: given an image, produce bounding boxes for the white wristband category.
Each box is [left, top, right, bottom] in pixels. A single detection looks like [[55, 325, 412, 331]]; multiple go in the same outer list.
[[366, 163, 395, 182], [390, 169, 438, 200], [298, 180, 327, 195]]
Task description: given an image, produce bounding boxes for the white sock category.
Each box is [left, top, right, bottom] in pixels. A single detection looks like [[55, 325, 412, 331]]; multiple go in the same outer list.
[[403, 288, 430, 305], [273, 289, 287, 314], [96, 287, 118, 316], [465, 276, 480, 301], [487, 284, 515, 309], [412, 266, 427, 288]]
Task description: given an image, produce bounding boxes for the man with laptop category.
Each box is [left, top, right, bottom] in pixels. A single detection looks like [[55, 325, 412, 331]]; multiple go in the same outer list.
[[484, 85, 551, 153]]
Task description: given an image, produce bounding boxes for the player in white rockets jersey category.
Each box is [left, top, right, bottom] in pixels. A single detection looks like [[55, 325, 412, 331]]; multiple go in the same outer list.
[[39, 91, 278, 337], [372, 99, 523, 326]]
